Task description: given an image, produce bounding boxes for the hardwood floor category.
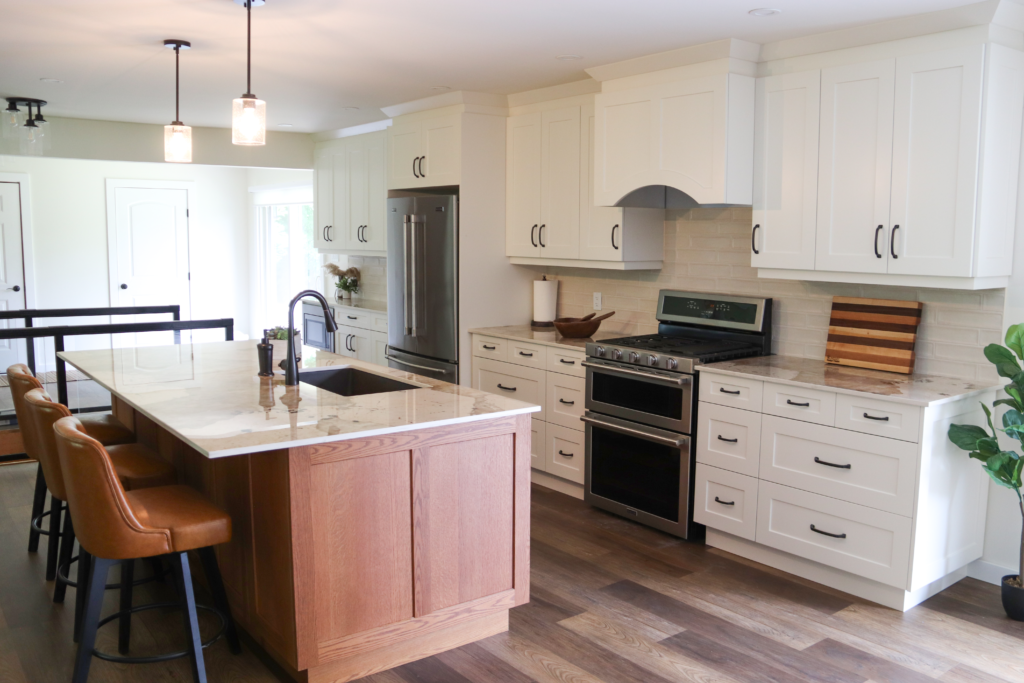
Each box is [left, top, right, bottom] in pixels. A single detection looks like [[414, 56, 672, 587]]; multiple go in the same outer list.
[[1, 461, 1022, 683]]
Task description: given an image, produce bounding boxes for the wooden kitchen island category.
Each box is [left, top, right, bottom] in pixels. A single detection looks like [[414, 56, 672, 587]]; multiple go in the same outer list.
[[58, 340, 537, 683]]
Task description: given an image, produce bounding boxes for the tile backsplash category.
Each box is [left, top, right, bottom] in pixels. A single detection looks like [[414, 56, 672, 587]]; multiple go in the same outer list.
[[321, 254, 388, 303], [538, 206, 1003, 384]]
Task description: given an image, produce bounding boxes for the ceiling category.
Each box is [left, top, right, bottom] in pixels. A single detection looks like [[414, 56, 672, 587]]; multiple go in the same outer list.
[[0, 0, 997, 134]]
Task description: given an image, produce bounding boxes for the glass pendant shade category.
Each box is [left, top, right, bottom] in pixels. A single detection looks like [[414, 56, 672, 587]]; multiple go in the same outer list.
[[232, 96, 266, 145], [19, 122, 41, 156], [2, 107, 22, 140], [164, 124, 192, 163]]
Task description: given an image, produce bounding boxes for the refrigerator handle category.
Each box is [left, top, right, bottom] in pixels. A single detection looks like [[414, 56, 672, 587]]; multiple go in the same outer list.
[[403, 215, 412, 335], [410, 215, 423, 337]]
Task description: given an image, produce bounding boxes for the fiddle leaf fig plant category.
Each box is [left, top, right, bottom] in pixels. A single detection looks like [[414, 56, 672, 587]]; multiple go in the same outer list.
[[948, 323, 1024, 591]]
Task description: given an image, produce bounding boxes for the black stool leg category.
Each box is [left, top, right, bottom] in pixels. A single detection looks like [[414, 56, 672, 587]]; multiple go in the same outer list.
[[45, 494, 63, 581], [72, 555, 115, 683], [146, 557, 165, 583], [118, 560, 134, 654], [53, 513, 76, 603], [171, 551, 207, 683], [27, 465, 46, 552], [198, 547, 241, 655], [73, 547, 91, 643]]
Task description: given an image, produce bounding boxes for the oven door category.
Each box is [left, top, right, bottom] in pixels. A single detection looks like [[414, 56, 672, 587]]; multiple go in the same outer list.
[[583, 360, 692, 433], [583, 411, 694, 538]]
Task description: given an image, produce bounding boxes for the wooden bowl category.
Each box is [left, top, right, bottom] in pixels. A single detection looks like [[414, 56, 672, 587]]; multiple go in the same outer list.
[[553, 312, 614, 339]]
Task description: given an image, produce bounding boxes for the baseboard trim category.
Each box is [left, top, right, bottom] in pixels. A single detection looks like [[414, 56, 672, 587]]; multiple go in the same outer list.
[[967, 559, 1017, 586], [531, 469, 584, 499]]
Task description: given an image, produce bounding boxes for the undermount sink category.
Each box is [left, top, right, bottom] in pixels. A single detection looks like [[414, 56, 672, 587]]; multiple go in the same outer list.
[[299, 367, 417, 397]]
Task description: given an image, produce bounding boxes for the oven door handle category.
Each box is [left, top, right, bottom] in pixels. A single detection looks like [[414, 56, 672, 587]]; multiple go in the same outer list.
[[581, 415, 687, 447], [581, 361, 691, 387]]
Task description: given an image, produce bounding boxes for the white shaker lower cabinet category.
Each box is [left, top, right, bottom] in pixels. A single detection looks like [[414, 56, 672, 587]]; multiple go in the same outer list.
[[333, 305, 388, 367], [696, 367, 993, 611], [471, 333, 587, 494]]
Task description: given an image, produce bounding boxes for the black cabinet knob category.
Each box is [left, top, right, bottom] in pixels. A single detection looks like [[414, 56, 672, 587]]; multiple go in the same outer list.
[[8, 285, 20, 292], [120, 284, 128, 290]]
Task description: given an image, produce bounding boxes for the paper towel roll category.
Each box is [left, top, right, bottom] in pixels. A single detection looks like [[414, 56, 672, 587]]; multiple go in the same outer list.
[[533, 277, 558, 327]]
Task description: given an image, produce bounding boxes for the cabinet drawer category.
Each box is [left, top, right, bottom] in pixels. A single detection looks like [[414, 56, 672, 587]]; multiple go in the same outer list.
[[546, 373, 585, 431], [698, 373, 763, 412], [547, 348, 585, 378], [756, 480, 912, 589], [694, 464, 758, 541], [545, 423, 585, 484], [334, 308, 373, 330], [508, 340, 547, 369], [759, 415, 917, 516], [473, 335, 508, 362], [835, 394, 921, 443], [370, 313, 389, 333], [472, 358, 545, 421], [531, 418, 545, 471], [763, 382, 836, 426], [696, 402, 761, 477]]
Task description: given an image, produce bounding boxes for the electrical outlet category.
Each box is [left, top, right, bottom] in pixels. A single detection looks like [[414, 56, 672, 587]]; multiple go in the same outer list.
[[593, 292, 602, 311]]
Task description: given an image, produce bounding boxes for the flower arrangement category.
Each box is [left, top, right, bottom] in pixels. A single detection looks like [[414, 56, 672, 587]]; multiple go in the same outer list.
[[324, 263, 360, 299]]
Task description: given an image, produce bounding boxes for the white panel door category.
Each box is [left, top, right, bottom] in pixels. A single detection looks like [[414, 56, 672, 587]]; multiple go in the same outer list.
[[314, 145, 334, 250], [327, 143, 348, 248], [110, 186, 190, 348], [594, 88, 654, 207], [0, 182, 26, 369], [751, 70, 820, 270], [421, 115, 460, 186], [658, 74, 723, 201], [539, 106, 581, 259], [580, 106, 626, 261], [362, 132, 387, 252], [346, 137, 369, 250], [888, 46, 984, 276], [388, 119, 421, 189], [815, 60, 895, 273], [505, 113, 542, 257]]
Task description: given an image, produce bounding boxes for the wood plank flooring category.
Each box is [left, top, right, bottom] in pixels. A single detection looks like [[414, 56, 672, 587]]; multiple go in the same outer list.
[[1, 462, 1022, 683]]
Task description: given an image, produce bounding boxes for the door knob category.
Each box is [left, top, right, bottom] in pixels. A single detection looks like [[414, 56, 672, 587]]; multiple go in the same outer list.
[[120, 284, 128, 290], [7, 285, 19, 292]]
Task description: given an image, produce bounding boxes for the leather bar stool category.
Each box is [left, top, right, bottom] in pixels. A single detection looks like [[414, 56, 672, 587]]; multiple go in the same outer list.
[[8, 364, 136, 561], [54, 416, 240, 683], [22, 387, 176, 645]]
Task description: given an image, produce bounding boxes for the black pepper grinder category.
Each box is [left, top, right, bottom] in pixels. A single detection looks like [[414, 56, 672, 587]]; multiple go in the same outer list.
[[257, 329, 274, 377]]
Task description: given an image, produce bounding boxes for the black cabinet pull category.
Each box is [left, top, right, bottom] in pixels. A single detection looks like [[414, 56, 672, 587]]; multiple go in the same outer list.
[[120, 283, 128, 290], [714, 497, 735, 506], [413, 156, 420, 178], [786, 399, 810, 407], [530, 224, 538, 247], [559, 359, 575, 365], [418, 156, 425, 178], [814, 456, 851, 469], [497, 384, 517, 392], [611, 224, 619, 250], [717, 435, 739, 443], [751, 224, 760, 254], [518, 351, 533, 357], [874, 225, 883, 258], [810, 524, 846, 539], [538, 224, 546, 248], [347, 315, 357, 320], [719, 388, 741, 395], [483, 344, 496, 350], [863, 412, 889, 421], [558, 450, 574, 458], [323, 225, 328, 241], [559, 399, 575, 405], [891, 224, 899, 259], [326, 226, 333, 241]]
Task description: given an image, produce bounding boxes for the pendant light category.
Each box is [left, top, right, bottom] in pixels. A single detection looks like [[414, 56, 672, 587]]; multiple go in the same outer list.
[[163, 39, 192, 163], [20, 103, 41, 156], [232, 0, 266, 146]]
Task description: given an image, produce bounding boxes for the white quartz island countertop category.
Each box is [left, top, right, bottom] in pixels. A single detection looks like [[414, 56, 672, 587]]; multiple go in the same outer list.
[[699, 355, 999, 407], [58, 340, 539, 459]]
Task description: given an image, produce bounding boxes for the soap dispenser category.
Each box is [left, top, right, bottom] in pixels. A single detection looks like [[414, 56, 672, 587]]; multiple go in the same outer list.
[[257, 329, 274, 377]]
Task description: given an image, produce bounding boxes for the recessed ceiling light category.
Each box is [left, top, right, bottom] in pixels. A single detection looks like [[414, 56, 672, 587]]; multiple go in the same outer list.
[[748, 8, 781, 16], [556, 54, 583, 61], [39, 78, 63, 83], [430, 86, 451, 91], [278, 123, 293, 128], [341, 106, 359, 111]]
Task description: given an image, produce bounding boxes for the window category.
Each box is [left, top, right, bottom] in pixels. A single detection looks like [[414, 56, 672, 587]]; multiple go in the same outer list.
[[254, 186, 316, 331]]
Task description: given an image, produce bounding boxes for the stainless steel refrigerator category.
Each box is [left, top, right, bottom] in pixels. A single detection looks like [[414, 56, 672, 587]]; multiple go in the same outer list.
[[386, 193, 459, 383]]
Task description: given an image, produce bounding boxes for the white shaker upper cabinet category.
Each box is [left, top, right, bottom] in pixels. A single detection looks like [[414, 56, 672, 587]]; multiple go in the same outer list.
[[505, 112, 543, 258], [815, 59, 896, 274], [888, 46, 982, 277], [594, 73, 754, 207], [751, 70, 821, 270], [345, 132, 387, 253], [387, 113, 461, 190], [314, 144, 334, 251], [538, 106, 581, 259]]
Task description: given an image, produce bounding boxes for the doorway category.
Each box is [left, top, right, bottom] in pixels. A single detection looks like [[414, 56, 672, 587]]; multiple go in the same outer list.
[[0, 181, 28, 370]]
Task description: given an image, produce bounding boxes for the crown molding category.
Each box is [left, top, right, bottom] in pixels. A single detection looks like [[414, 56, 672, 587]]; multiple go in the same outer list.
[[380, 90, 508, 118]]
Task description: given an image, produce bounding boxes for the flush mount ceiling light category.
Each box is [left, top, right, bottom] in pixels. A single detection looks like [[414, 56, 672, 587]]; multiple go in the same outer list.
[[232, 0, 266, 146], [3, 97, 49, 155], [430, 86, 451, 91], [39, 78, 63, 84], [278, 123, 293, 128], [163, 39, 192, 163], [748, 8, 781, 16], [341, 106, 360, 111], [556, 54, 583, 61]]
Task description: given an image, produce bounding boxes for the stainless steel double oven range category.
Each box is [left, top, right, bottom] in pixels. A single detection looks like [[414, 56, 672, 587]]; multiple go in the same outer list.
[[583, 291, 773, 539]]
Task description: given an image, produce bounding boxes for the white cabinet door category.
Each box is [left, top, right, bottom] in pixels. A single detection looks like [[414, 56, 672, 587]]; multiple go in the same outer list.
[[421, 114, 461, 186], [314, 144, 335, 250], [752, 70, 820, 270], [345, 136, 369, 250], [371, 330, 388, 367], [545, 423, 585, 484], [531, 418, 546, 471], [545, 372, 584, 431], [388, 119, 421, 189], [580, 107, 626, 261], [694, 464, 759, 541], [362, 132, 387, 252], [594, 85, 653, 207], [539, 106, 581, 259], [815, 60, 895, 274], [887, 46, 984, 277], [348, 326, 376, 363], [327, 143, 349, 249], [506, 113, 542, 257]]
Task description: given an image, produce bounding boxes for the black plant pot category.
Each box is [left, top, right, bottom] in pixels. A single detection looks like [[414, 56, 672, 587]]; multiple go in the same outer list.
[[1002, 575, 1024, 621]]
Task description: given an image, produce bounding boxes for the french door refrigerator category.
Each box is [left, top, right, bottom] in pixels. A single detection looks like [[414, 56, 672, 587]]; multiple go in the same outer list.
[[386, 193, 459, 383]]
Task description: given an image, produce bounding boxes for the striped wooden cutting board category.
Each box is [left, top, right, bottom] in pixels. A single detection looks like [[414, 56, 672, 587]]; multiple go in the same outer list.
[[825, 297, 923, 374]]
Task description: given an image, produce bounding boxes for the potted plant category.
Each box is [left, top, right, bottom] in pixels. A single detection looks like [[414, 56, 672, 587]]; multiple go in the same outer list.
[[324, 263, 360, 302], [948, 323, 1024, 621], [267, 326, 301, 359]]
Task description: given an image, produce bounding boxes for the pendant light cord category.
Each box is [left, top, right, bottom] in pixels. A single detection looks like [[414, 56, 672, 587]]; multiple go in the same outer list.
[[246, 0, 252, 96], [175, 44, 181, 124]]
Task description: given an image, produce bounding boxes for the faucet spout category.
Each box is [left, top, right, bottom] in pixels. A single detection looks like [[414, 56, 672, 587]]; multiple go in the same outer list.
[[284, 290, 338, 386]]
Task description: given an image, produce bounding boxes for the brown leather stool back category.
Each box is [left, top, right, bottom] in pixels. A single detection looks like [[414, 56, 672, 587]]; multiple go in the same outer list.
[[8, 363, 43, 428], [53, 417, 172, 561], [21, 388, 71, 502]]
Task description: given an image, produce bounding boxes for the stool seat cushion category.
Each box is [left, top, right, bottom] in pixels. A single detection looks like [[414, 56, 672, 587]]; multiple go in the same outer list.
[[78, 413, 135, 446], [125, 485, 232, 553], [105, 444, 177, 491]]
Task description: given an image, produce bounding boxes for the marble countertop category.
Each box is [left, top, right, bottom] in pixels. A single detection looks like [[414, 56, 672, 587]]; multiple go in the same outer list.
[[469, 324, 622, 352], [58, 340, 538, 459], [326, 298, 387, 314], [699, 355, 999, 407]]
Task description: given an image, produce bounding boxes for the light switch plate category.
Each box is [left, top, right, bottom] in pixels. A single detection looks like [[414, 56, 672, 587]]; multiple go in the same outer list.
[[593, 292, 602, 311]]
